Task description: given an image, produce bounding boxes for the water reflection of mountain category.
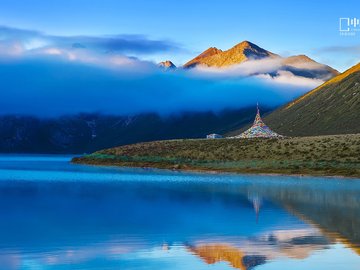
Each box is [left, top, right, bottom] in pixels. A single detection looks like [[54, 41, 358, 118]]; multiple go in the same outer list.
[[176, 178, 360, 267], [186, 227, 330, 269], [237, 179, 360, 252], [1, 158, 360, 269], [188, 244, 266, 270], [0, 178, 338, 269]]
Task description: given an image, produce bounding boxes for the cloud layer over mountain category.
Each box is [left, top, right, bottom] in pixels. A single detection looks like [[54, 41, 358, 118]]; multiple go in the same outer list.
[[0, 26, 324, 117]]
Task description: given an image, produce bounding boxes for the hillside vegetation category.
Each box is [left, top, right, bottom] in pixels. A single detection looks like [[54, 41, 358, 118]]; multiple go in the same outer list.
[[264, 63, 360, 136], [73, 134, 360, 177]]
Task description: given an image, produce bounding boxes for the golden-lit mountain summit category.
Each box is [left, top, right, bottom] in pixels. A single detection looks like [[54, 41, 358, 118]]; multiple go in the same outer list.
[[184, 41, 277, 68], [183, 47, 223, 68]]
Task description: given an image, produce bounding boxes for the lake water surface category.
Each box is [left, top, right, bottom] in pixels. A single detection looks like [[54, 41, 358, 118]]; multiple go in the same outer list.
[[0, 155, 359, 270]]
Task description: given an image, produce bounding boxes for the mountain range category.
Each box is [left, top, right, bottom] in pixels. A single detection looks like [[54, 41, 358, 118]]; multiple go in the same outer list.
[[161, 41, 339, 80], [0, 107, 270, 153], [183, 41, 279, 68]]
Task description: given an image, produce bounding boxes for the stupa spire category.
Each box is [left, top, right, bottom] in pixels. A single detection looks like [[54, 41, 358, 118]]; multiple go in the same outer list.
[[230, 104, 283, 138]]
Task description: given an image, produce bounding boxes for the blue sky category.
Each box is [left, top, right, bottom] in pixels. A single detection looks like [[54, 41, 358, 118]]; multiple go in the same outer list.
[[0, 0, 359, 71]]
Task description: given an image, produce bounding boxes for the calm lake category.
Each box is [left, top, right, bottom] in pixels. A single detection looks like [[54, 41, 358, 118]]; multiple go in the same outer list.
[[0, 155, 359, 270]]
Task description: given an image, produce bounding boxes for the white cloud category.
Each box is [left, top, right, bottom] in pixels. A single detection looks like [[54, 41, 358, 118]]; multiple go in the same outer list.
[[0, 41, 24, 56], [191, 58, 282, 77], [23, 38, 49, 50], [0, 25, 327, 117], [43, 48, 62, 55], [256, 70, 323, 88], [190, 58, 325, 88], [0, 56, 314, 116]]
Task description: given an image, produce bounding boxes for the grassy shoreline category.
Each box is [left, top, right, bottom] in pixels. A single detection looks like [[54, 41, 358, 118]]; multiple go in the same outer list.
[[72, 134, 360, 178]]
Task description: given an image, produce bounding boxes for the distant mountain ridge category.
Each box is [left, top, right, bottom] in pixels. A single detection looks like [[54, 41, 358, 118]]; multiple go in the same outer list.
[[0, 107, 271, 153], [279, 54, 339, 80], [158, 60, 176, 69]]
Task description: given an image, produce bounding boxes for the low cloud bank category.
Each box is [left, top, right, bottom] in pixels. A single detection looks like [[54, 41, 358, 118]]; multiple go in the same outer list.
[[0, 57, 316, 117], [192, 58, 324, 88], [0, 25, 323, 117]]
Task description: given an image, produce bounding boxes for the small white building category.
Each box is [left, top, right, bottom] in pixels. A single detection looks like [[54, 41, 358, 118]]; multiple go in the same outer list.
[[206, 133, 223, 139]]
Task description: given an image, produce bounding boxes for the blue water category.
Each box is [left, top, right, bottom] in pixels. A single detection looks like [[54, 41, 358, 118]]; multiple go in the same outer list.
[[0, 155, 359, 270]]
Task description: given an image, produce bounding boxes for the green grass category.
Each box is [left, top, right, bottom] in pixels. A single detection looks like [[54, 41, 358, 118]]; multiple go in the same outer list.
[[72, 134, 360, 177]]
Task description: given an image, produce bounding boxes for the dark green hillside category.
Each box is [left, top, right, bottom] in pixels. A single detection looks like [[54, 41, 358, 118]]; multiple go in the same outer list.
[[264, 63, 360, 136]]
